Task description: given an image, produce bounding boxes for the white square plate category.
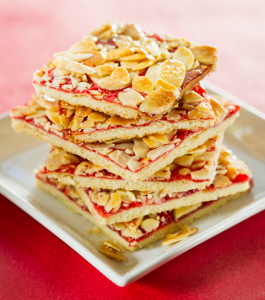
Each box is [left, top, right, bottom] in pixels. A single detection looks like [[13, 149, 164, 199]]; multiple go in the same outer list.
[[1, 82, 265, 287]]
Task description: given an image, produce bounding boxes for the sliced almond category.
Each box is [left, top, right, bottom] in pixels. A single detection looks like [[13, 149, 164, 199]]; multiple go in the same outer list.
[[45, 149, 65, 171], [173, 47, 195, 70], [147, 144, 174, 161], [191, 45, 218, 65], [226, 164, 239, 180], [188, 145, 207, 156], [118, 90, 144, 107], [66, 61, 96, 75], [113, 223, 126, 231], [132, 75, 153, 94], [154, 79, 177, 92], [74, 161, 103, 175], [53, 51, 94, 62], [190, 168, 210, 180], [127, 156, 142, 171], [196, 102, 210, 112], [133, 138, 150, 158], [182, 91, 204, 104], [95, 64, 114, 76], [105, 192, 121, 212], [69, 40, 95, 53], [109, 115, 134, 126], [152, 168, 171, 179], [103, 240, 122, 253], [46, 110, 60, 125], [121, 227, 144, 239], [125, 217, 143, 232], [107, 47, 135, 60], [108, 150, 131, 168], [213, 174, 231, 188], [145, 63, 162, 84], [141, 218, 160, 233], [82, 50, 106, 67], [120, 53, 146, 61], [88, 111, 107, 122], [99, 245, 125, 262], [178, 168, 191, 175], [139, 88, 176, 114], [98, 67, 130, 90], [75, 106, 93, 118], [120, 61, 138, 70], [143, 133, 170, 149], [210, 97, 226, 119], [162, 227, 198, 245], [132, 59, 155, 71], [174, 155, 194, 167], [159, 59, 186, 89]]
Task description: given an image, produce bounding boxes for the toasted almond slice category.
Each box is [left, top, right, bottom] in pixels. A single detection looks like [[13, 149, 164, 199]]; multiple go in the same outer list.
[[139, 88, 176, 114], [178, 168, 191, 175], [66, 61, 96, 75], [132, 59, 155, 71], [133, 138, 150, 158], [174, 155, 194, 167], [45, 149, 65, 171], [95, 64, 114, 76], [90, 23, 112, 37], [162, 227, 198, 245], [107, 47, 135, 60], [74, 161, 103, 175], [125, 217, 143, 232], [154, 79, 177, 92], [210, 97, 226, 119], [123, 23, 144, 39], [69, 40, 95, 53], [120, 53, 146, 61], [81, 50, 106, 67], [147, 144, 174, 161], [59, 115, 71, 128], [53, 51, 93, 62], [99, 245, 125, 262], [61, 153, 80, 165], [191, 45, 218, 65], [120, 61, 138, 69], [98, 67, 130, 90], [75, 106, 92, 118], [213, 174, 231, 188], [182, 104, 195, 110], [108, 150, 131, 168], [118, 90, 144, 107], [127, 156, 142, 171], [191, 161, 206, 169], [159, 59, 186, 89], [190, 168, 210, 180], [151, 168, 171, 179], [141, 218, 160, 232], [196, 102, 210, 112], [173, 204, 202, 220], [226, 164, 239, 180], [188, 145, 207, 156], [173, 47, 195, 70], [109, 115, 134, 126], [103, 240, 122, 253], [121, 227, 144, 239], [182, 91, 204, 105], [113, 223, 126, 231], [105, 192, 121, 212], [46, 110, 60, 125], [88, 111, 107, 122], [145, 63, 162, 84], [132, 75, 153, 94], [193, 151, 215, 162]]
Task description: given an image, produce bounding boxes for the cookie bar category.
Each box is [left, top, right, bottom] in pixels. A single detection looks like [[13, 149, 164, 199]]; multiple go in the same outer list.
[[27, 83, 217, 143], [33, 22, 218, 120], [36, 175, 250, 251], [39, 146, 251, 225], [11, 102, 239, 181], [42, 134, 223, 192]]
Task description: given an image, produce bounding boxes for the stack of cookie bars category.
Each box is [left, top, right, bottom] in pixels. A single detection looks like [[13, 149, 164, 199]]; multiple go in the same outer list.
[[11, 22, 252, 256]]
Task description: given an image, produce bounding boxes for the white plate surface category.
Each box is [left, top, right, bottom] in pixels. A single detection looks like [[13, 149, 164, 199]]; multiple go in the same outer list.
[[0, 82, 265, 287]]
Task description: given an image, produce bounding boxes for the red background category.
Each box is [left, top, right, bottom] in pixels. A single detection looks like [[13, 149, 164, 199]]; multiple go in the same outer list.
[[1, 0, 265, 298]]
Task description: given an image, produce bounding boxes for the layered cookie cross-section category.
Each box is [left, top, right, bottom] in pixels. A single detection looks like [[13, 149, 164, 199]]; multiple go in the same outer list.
[[41, 134, 223, 193], [11, 95, 239, 181], [37, 146, 251, 225], [32, 22, 218, 120]]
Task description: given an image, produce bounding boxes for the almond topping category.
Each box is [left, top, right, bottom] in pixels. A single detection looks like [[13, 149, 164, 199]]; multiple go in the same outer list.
[[58, 115, 70, 128], [68, 40, 95, 53], [109, 115, 135, 126], [210, 97, 226, 119], [154, 79, 177, 92], [98, 67, 130, 90], [120, 61, 138, 69], [141, 218, 160, 233], [113, 223, 126, 231], [147, 144, 174, 161], [213, 174, 231, 188], [118, 90, 144, 107], [106, 47, 135, 60], [190, 168, 210, 180], [191, 45, 218, 65], [66, 61, 96, 75], [139, 88, 176, 114], [125, 217, 143, 232], [132, 75, 153, 94], [103, 240, 122, 253], [132, 59, 156, 71], [133, 138, 150, 158], [74, 161, 103, 175], [127, 156, 142, 171], [82, 50, 106, 67], [174, 155, 194, 167], [99, 244, 125, 262], [226, 164, 239, 180], [46, 110, 60, 125], [178, 168, 191, 175], [159, 59, 186, 89], [121, 227, 144, 239], [188, 145, 207, 156], [88, 111, 107, 122], [145, 63, 162, 84], [105, 192, 121, 212], [120, 53, 146, 61], [182, 91, 204, 104], [162, 227, 198, 245], [95, 64, 114, 76], [75, 106, 93, 117], [143, 133, 170, 149], [173, 47, 195, 70], [108, 150, 131, 168]]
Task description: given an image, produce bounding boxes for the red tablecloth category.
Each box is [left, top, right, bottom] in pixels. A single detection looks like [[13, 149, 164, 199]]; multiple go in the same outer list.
[[1, 0, 265, 298]]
